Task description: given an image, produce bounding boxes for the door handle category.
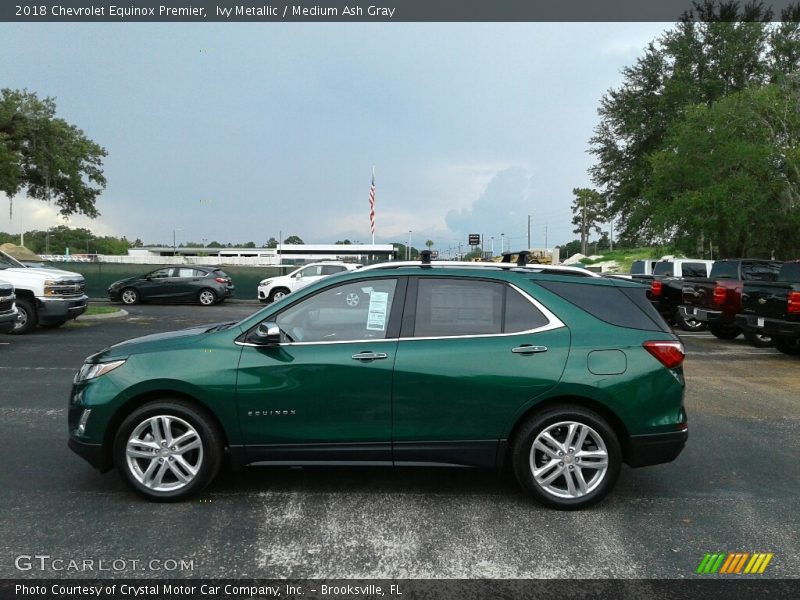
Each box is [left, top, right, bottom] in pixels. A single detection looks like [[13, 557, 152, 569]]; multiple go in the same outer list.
[[351, 352, 389, 361], [511, 345, 548, 355]]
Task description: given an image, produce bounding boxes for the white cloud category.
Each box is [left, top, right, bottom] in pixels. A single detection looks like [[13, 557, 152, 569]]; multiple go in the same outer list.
[[1, 195, 120, 237]]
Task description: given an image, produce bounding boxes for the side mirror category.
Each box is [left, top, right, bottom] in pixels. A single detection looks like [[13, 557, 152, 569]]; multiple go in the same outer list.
[[246, 321, 281, 346]]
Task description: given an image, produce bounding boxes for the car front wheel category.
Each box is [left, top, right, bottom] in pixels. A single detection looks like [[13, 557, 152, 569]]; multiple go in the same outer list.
[[113, 400, 223, 501], [774, 336, 800, 355], [512, 405, 621, 510], [9, 297, 36, 335], [120, 288, 139, 305]]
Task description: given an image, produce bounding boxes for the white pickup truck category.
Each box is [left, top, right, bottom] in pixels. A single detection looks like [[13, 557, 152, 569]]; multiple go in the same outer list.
[[0, 250, 88, 334]]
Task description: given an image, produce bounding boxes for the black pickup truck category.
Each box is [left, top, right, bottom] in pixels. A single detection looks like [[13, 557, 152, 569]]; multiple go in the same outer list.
[[679, 259, 783, 345], [646, 260, 714, 331], [735, 261, 800, 355]]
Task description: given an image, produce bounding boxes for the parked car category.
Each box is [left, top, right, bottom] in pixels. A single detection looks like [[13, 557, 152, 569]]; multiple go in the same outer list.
[[679, 259, 782, 345], [646, 259, 714, 331], [0, 250, 88, 334], [107, 266, 234, 306], [735, 261, 800, 355], [257, 261, 361, 303], [70, 258, 687, 509], [0, 279, 18, 334]]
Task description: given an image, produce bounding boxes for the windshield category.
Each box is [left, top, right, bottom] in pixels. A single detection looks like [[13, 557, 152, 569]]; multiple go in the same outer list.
[[0, 251, 26, 269]]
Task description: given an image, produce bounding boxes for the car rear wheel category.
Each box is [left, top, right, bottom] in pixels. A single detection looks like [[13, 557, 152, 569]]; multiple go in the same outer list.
[[345, 291, 362, 308], [512, 405, 621, 510], [709, 323, 740, 340], [113, 400, 223, 501], [743, 330, 773, 348], [197, 289, 217, 306], [268, 288, 290, 303], [120, 288, 139, 305], [9, 297, 36, 335], [774, 336, 800, 355]]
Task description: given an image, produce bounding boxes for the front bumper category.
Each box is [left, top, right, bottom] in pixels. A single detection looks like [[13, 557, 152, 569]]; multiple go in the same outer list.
[[68, 437, 112, 472], [0, 307, 18, 333], [678, 305, 722, 324], [625, 428, 688, 467], [36, 294, 88, 324], [735, 314, 800, 337]]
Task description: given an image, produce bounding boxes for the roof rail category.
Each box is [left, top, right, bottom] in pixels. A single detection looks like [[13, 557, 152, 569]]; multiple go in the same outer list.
[[358, 260, 601, 277]]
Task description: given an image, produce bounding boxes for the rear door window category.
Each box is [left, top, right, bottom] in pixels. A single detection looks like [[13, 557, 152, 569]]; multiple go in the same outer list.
[[680, 262, 708, 278]]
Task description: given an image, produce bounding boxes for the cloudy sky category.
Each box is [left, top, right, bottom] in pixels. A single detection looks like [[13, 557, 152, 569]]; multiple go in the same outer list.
[[2, 22, 669, 252]]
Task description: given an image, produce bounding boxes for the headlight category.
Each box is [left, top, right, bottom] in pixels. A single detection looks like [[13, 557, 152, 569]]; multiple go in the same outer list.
[[259, 278, 274, 286], [75, 359, 126, 382], [44, 279, 58, 296]]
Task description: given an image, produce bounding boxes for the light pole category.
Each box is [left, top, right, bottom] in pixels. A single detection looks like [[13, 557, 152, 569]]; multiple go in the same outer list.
[[172, 228, 182, 257], [490, 237, 494, 257], [500, 233, 505, 254], [407, 230, 412, 260]]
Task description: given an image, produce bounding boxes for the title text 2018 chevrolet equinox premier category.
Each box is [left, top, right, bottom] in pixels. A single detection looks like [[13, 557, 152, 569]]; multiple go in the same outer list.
[[69, 257, 687, 509]]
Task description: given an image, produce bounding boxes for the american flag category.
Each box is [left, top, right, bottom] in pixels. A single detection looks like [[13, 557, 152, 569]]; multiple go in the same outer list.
[[368, 170, 376, 237]]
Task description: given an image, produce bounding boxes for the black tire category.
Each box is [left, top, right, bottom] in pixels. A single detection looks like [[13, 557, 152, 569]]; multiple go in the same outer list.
[[709, 323, 741, 340], [113, 399, 223, 501], [9, 297, 36, 335], [120, 287, 139, 305], [512, 405, 621, 510], [674, 310, 707, 332], [40, 320, 68, 329], [774, 336, 800, 355], [197, 288, 217, 306], [743, 330, 773, 348], [268, 288, 290, 303]]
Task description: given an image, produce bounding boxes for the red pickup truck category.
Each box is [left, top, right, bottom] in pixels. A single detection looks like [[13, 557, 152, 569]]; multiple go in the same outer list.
[[678, 259, 782, 345], [735, 261, 800, 355]]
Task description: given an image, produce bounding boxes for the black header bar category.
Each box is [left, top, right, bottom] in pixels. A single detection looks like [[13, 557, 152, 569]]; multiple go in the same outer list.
[[3, 0, 800, 23]]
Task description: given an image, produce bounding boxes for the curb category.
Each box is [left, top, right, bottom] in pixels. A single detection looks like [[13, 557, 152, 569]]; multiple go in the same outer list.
[[80, 308, 129, 321]]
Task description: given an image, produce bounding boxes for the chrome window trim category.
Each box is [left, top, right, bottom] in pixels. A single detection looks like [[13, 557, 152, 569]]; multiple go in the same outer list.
[[236, 283, 564, 347]]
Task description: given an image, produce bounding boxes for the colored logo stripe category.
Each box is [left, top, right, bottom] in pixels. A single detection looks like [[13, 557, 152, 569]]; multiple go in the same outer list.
[[696, 553, 773, 574]]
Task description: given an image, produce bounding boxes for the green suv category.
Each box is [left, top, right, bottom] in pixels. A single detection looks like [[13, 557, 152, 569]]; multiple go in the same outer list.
[[68, 257, 687, 509]]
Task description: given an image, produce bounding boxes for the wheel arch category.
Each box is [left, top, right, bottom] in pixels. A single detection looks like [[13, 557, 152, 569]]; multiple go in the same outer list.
[[500, 395, 631, 470], [102, 389, 231, 469]]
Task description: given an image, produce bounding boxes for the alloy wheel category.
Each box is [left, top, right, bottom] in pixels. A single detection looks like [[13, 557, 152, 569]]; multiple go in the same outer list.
[[125, 415, 203, 492], [529, 421, 609, 499], [198, 290, 216, 305]]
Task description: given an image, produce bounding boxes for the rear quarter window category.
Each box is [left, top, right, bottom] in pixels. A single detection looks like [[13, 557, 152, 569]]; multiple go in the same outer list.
[[652, 262, 674, 276], [535, 280, 670, 332], [681, 262, 708, 278], [779, 263, 800, 282]]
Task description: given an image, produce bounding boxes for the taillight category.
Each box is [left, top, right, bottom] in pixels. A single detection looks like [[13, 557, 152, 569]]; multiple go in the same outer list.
[[650, 280, 662, 297], [215, 277, 227, 284], [712, 285, 726, 306], [789, 291, 800, 314], [643, 340, 685, 369]]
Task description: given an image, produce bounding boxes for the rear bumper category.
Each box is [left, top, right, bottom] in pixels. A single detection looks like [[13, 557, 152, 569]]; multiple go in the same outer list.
[[679, 305, 722, 324], [736, 314, 800, 337], [625, 428, 688, 467]]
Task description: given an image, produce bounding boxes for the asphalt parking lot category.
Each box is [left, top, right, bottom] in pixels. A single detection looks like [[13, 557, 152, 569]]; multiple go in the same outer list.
[[0, 302, 798, 579]]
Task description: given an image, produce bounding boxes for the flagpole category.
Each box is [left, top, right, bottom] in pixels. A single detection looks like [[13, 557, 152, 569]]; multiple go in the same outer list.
[[371, 166, 375, 246]]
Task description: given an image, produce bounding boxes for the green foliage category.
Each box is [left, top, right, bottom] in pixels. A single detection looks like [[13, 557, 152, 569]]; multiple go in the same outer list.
[[425, 239, 434, 249], [335, 239, 352, 245], [0, 225, 130, 255], [589, 3, 800, 246], [0, 89, 107, 218], [264, 237, 278, 248], [646, 78, 800, 258], [571, 188, 607, 255], [283, 235, 303, 244]]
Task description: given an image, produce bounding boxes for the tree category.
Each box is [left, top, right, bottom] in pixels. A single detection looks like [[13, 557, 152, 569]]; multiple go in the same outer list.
[[571, 188, 607, 255], [283, 235, 303, 244], [335, 239, 352, 245], [0, 89, 107, 219], [559, 240, 583, 261], [589, 2, 799, 244], [425, 239, 434, 249], [646, 78, 800, 258], [264, 237, 278, 248], [242, 241, 256, 248]]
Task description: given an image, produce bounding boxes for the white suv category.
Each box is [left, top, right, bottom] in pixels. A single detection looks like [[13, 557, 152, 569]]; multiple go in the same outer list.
[[258, 262, 361, 303]]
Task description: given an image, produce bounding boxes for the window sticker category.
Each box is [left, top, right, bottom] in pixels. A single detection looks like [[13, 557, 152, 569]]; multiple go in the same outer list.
[[366, 291, 389, 331]]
